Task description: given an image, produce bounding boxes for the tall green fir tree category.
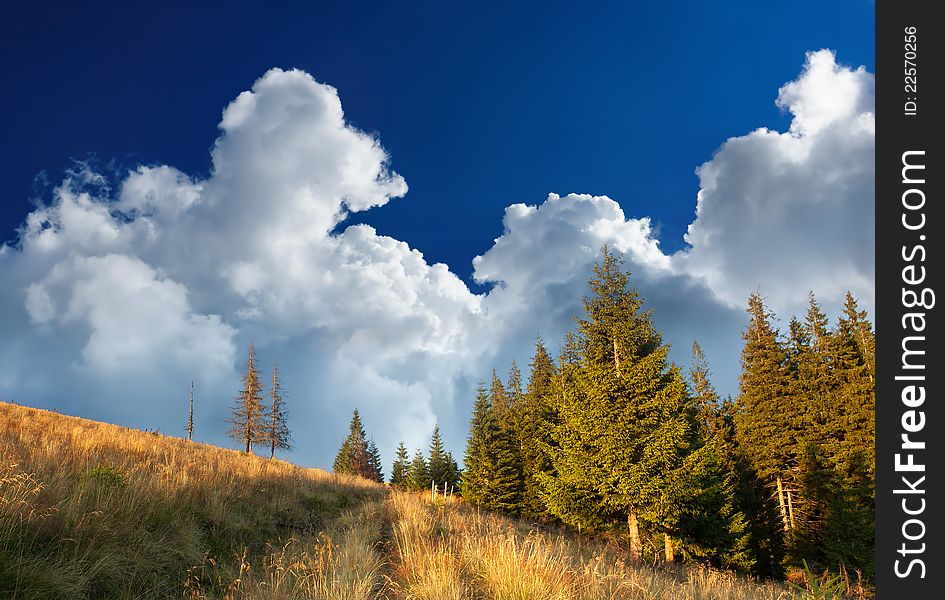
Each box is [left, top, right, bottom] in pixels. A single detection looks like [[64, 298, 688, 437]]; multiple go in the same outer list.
[[690, 341, 782, 575], [333, 409, 374, 480], [518, 337, 558, 519], [367, 440, 384, 483], [407, 449, 431, 491], [390, 442, 410, 487], [538, 246, 720, 563], [462, 381, 521, 511], [734, 293, 798, 534], [427, 425, 460, 490]]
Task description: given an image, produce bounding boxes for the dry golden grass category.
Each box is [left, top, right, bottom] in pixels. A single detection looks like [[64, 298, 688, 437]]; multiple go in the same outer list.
[[0, 401, 387, 599], [1, 401, 858, 599], [384, 491, 801, 600]]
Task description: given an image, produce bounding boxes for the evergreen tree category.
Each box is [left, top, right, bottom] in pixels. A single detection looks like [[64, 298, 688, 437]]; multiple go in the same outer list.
[[734, 293, 797, 533], [539, 246, 713, 562], [427, 425, 449, 486], [462, 381, 521, 511], [227, 342, 266, 454], [425, 426, 461, 491], [265, 366, 292, 459], [333, 409, 373, 479], [518, 337, 558, 519], [506, 359, 523, 417], [367, 440, 384, 483], [690, 342, 781, 575], [390, 442, 410, 487], [462, 382, 492, 504], [490, 370, 512, 430], [816, 292, 875, 577], [690, 342, 723, 436], [831, 292, 876, 478], [443, 451, 462, 492], [407, 449, 431, 491]]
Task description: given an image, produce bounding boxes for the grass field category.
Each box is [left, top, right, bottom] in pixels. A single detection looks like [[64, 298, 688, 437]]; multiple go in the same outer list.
[[1, 401, 845, 599], [0, 402, 386, 598]]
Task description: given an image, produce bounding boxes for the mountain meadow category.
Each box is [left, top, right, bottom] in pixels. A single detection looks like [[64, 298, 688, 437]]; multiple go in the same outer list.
[[0, 400, 798, 599]]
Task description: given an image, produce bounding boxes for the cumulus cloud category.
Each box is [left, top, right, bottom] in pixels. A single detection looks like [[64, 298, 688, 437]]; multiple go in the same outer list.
[[0, 53, 873, 467], [677, 49, 874, 317]]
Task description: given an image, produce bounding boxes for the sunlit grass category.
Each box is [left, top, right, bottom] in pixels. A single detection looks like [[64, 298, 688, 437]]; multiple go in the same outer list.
[[0, 401, 386, 598], [385, 490, 803, 600]]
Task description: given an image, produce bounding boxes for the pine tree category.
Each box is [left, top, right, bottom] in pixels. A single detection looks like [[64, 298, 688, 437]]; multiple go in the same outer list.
[[539, 246, 711, 562], [831, 292, 876, 478], [407, 449, 431, 491], [462, 381, 521, 510], [490, 370, 512, 430], [462, 382, 494, 504], [265, 366, 292, 459], [819, 292, 875, 577], [506, 359, 523, 418], [443, 451, 461, 492], [734, 293, 797, 533], [518, 337, 558, 519], [689, 342, 782, 575], [390, 442, 410, 487], [427, 425, 448, 486], [690, 342, 723, 436], [227, 342, 266, 454], [186, 381, 195, 441], [367, 440, 384, 483], [333, 409, 373, 479], [489, 371, 524, 512]]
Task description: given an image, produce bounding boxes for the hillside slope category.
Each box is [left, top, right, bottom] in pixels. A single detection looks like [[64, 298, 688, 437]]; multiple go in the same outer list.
[[2, 402, 816, 600], [0, 402, 387, 599]]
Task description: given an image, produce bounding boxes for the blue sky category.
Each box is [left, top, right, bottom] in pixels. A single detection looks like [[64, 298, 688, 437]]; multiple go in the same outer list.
[[1, 1, 873, 281], [0, 2, 875, 468]]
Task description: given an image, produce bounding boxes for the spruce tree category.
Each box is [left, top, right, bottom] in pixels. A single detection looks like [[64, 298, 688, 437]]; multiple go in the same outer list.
[[820, 292, 875, 577], [427, 425, 449, 486], [518, 337, 558, 519], [462, 381, 521, 510], [489, 371, 524, 512], [390, 442, 410, 487], [443, 451, 461, 492], [689, 342, 781, 575], [367, 440, 384, 483], [227, 342, 266, 454], [462, 382, 492, 504], [734, 293, 797, 532], [265, 366, 292, 459], [333, 409, 372, 479], [539, 246, 711, 562], [407, 449, 431, 491], [506, 359, 523, 417]]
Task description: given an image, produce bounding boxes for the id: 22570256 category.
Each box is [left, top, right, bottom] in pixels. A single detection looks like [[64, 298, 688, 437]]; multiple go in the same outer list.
[[904, 26, 918, 116]]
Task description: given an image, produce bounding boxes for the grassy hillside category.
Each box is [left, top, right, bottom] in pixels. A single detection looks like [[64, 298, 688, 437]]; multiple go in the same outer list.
[[0, 402, 387, 599], [385, 491, 803, 600], [2, 402, 825, 599]]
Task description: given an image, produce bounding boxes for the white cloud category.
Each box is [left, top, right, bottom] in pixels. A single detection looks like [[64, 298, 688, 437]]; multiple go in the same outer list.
[[0, 52, 873, 468], [676, 49, 874, 318]]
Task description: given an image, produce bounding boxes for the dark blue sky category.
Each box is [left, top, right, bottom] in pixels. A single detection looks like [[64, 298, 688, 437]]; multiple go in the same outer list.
[[1, 1, 873, 287]]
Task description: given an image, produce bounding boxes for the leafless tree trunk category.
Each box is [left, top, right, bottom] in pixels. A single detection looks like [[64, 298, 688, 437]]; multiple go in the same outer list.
[[776, 476, 789, 531], [628, 511, 642, 562]]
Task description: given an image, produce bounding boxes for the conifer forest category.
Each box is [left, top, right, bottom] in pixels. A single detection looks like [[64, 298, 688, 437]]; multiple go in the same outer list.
[[451, 246, 875, 580]]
